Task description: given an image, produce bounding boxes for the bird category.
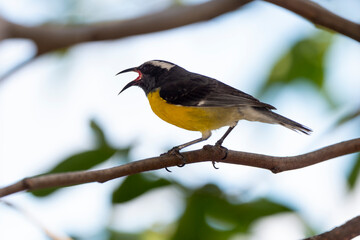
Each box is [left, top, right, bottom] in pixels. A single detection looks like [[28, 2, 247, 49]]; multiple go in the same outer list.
[[117, 60, 311, 161]]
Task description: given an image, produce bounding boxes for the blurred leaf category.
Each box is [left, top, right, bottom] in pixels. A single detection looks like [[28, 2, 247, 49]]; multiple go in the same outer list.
[[90, 119, 132, 162], [31, 119, 132, 197], [334, 108, 360, 128], [32, 148, 116, 197], [347, 153, 360, 191], [171, 184, 224, 240], [90, 119, 109, 149], [114, 146, 132, 163], [230, 198, 293, 232], [266, 32, 332, 88], [107, 228, 169, 240], [108, 230, 141, 240], [53, 47, 70, 57], [260, 32, 334, 105], [112, 174, 172, 204], [171, 184, 294, 240], [45, 148, 116, 174]]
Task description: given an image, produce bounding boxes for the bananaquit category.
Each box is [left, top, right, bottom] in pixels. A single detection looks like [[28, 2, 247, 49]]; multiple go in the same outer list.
[[117, 60, 311, 155]]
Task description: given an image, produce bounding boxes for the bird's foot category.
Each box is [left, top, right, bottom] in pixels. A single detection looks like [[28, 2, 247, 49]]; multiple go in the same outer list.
[[211, 160, 219, 170], [203, 142, 228, 169], [161, 147, 186, 172], [214, 141, 228, 160]]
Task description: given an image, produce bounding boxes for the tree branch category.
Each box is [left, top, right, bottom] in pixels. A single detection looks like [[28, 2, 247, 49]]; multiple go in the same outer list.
[[0, 0, 251, 55], [263, 0, 360, 42], [0, 200, 72, 240], [0, 138, 359, 198], [1, 0, 359, 58], [305, 215, 360, 240], [1, 0, 359, 82]]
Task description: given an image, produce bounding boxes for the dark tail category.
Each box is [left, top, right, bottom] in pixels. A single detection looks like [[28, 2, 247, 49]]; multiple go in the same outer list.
[[265, 111, 312, 134], [252, 108, 312, 134]]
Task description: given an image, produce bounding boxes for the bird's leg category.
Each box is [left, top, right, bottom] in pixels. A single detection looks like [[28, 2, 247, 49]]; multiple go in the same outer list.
[[162, 131, 211, 170], [215, 123, 237, 147], [213, 122, 238, 165]]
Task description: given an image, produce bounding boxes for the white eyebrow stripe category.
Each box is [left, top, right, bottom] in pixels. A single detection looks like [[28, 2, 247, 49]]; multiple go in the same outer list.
[[148, 60, 175, 70]]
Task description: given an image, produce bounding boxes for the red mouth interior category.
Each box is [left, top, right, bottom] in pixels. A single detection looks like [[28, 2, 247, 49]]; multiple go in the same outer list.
[[135, 70, 142, 81]]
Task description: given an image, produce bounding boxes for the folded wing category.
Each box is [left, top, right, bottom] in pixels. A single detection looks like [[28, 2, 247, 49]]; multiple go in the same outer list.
[[159, 74, 275, 110]]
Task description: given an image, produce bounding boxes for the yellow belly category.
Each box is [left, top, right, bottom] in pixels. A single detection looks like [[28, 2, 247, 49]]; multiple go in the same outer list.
[[147, 89, 240, 132]]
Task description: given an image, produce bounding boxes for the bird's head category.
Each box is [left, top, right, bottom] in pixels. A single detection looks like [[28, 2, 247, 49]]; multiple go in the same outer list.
[[117, 60, 176, 94]]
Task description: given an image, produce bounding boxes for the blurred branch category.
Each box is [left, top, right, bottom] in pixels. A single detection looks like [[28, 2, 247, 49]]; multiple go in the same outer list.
[[263, 0, 360, 42], [0, 0, 251, 56], [305, 215, 360, 240], [1, 0, 359, 81], [1, 200, 72, 240], [0, 138, 359, 198], [1, 0, 359, 56], [0, 0, 250, 81], [0, 55, 36, 82]]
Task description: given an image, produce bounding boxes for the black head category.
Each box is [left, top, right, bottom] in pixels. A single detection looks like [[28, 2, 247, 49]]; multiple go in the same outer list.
[[117, 60, 177, 94]]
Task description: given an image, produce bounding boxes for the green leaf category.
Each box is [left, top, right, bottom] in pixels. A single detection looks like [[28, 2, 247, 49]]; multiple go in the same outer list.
[[90, 119, 109, 149], [53, 47, 70, 57], [31, 118, 133, 197], [89, 119, 132, 162], [112, 174, 172, 204], [32, 148, 116, 197], [108, 230, 141, 240], [347, 153, 360, 191], [260, 32, 333, 104], [171, 184, 294, 240], [171, 184, 223, 240], [46, 148, 116, 173], [230, 198, 293, 231]]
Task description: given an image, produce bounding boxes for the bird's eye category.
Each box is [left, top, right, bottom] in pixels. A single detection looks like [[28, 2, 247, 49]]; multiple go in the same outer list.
[[141, 65, 151, 73]]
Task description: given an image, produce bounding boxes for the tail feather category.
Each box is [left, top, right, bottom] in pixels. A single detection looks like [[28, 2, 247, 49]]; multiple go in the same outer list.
[[243, 107, 312, 134], [261, 110, 312, 135]]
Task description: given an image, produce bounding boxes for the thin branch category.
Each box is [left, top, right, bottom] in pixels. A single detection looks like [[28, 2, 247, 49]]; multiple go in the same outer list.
[[0, 138, 359, 198], [0, 200, 72, 240], [305, 215, 360, 240], [262, 0, 360, 42], [0, 55, 37, 83]]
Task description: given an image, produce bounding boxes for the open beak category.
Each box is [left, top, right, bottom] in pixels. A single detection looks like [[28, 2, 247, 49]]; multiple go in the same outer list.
[[116, 67, 138, 94], [116, 67, 137, 76]]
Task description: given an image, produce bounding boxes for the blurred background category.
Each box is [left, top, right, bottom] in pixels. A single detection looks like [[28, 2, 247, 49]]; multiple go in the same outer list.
[[0, 0, 360, 239]]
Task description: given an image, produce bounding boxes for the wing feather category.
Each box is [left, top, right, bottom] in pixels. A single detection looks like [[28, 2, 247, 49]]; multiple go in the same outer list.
[[159, 74, 275, 109]]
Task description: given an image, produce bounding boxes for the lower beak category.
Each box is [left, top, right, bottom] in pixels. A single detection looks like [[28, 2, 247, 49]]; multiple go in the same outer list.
[[119, 80, 137, 94], [116, 67, 138, 94]]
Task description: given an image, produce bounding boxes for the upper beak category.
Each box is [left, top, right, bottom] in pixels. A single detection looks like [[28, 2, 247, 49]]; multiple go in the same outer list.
[[116, 67, 137, 94], [116, 67, 137, 76]]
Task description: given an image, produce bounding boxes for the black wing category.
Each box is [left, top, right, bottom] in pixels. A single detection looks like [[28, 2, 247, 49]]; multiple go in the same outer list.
[[159, 74, 275, 109]]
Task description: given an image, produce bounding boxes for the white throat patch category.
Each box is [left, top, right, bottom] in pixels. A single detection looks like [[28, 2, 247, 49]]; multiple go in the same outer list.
[[147, 60, 175, 70]]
